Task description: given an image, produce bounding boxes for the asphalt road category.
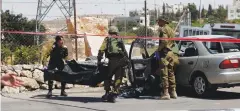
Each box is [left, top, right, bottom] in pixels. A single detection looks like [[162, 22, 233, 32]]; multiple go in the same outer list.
[[1, 87, 240, 111]]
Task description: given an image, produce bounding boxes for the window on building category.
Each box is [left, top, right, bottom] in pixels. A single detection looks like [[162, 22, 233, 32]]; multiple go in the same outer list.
[[140, 20, 143, 23], [237, 9, 240, 13], [231, 10, 234, 13], [231, 15, 234, 17], [137, 21, 139, 23]]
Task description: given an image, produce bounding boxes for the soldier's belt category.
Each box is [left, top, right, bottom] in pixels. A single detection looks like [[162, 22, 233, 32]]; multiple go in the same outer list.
[[106, 53, 124, 57]]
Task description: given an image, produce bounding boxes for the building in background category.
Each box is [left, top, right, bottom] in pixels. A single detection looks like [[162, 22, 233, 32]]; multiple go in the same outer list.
[[172, 2, 185, 13], [111, 15, 151, 27], [157, 2, 186, 14], [228, 0, 240, 20]]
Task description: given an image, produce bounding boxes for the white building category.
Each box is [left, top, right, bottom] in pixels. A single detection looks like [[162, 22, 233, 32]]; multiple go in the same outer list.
[[157, 2, 186, 14], [112, 15, 151, 27], [228, 0, 240, 20], [172, 2, 185, 13]]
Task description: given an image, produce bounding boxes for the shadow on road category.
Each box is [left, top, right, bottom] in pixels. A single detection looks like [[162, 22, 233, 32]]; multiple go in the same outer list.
[[119, 86, 240, 100], [1, 94, 106, 111], [30, 94, 103, 103]]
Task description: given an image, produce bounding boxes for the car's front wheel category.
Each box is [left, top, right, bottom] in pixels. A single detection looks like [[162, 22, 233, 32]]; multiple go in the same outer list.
[[192, 75, 209, 97]]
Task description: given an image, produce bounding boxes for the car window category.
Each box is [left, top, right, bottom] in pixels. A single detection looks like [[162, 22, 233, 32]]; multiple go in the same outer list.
[[203, 42, 240, 54], [146, 40, 158, 56], [179, 41, 198, 57], [131, 42, 147, 59]]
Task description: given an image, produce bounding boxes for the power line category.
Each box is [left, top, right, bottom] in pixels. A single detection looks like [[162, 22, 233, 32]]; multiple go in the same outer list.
[[2, 1, 144, 4]]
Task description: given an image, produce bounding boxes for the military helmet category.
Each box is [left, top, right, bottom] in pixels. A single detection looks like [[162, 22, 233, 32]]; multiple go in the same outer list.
[[108, 26, 119, 34], [157, 17, 169, 24], [55, 36, 63, 41]]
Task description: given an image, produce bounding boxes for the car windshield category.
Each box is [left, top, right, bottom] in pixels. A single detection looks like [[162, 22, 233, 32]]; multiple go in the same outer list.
[[203, 41, 240, 54]]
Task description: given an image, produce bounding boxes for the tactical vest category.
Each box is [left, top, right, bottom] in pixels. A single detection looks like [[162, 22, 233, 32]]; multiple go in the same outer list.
[[171, 42, 179, 55], [106, 37, 123, 55]]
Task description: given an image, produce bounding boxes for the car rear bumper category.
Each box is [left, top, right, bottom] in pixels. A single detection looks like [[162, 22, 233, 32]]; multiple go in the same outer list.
[[208, 71, 240, 85]]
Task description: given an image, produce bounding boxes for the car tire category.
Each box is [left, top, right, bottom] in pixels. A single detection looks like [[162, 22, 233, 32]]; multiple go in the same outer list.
[[192, 75, 210, 97]]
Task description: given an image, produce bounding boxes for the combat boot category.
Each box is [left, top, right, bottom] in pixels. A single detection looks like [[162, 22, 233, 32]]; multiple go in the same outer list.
[[60, 91, 68, 96], [101, 91, 110, 102], [169, 87, 177, 99], [60, 83, 68, 96], [46, 82, 53, 98], [46, 90, 52, 98], [160, 88, 170, 100]]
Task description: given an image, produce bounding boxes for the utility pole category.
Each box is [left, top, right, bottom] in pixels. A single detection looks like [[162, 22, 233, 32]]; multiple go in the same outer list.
[[73, 0, 78, 60], [124, 0, 127, 37], [154, 0, 157, 23], [144, 0, 147, 46], [199, 0, 202, 23]]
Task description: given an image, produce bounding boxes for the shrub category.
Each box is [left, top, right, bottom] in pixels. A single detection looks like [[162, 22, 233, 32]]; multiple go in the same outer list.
[[41, 39, 54, 66], [13, 46, 40, 64], [1, 44, 12, 64]]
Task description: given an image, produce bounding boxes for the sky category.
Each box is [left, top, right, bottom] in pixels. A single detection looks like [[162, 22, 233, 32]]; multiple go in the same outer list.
[[2, 0, 233, 20]]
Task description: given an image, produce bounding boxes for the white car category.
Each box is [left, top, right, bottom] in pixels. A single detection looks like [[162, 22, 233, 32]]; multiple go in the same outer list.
[[128, 35, 240, 97], [176, 35, 240, 96]]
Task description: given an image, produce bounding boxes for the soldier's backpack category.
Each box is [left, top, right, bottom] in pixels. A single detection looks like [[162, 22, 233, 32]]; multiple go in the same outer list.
[[106, 37, 124, 55]]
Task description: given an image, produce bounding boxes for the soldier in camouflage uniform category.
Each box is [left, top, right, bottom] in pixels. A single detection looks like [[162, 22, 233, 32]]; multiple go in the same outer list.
[[97, 26, 128, 102], [157, 18, 179, 100], [46, 36, 68, 98]]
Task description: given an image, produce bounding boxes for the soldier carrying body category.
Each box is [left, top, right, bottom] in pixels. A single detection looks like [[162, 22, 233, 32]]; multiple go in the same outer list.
[[97, 26, 129, 102], [46, 36, 69, 98]]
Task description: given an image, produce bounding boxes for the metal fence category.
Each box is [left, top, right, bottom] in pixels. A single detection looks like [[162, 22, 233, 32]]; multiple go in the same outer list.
[[1, 32, 87, 65]]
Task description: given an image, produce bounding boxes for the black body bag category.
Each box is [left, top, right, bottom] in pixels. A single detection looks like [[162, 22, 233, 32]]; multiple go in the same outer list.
[[43, 60, 108, 87]]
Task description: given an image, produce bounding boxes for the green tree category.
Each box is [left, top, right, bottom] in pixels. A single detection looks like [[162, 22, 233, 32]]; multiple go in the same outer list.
[[188, 3, 199, 21], [170, 11, 176, 21], [175, 10, 182, 20], [134, 26, 154, 37], [127, 21, 138, 30], [116, 21, 138, 32], [129, 10, 139, 17], [149, 10, 157, 26], [1, 10, 46, 47], [201, 7, 207, 18], [116, 22, 125, 32], [1, 10, 46, 65], [162, 3, 166, 16], [215, 5, 227, 22], [207, 4, 213, 17]]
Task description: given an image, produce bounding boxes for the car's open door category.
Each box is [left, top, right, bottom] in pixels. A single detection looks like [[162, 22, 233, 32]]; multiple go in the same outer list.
[[129, 39, 151, 87]]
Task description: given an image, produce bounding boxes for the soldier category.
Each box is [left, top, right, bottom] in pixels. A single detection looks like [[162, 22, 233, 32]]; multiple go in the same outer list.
[[157, 18, 179, 100], [46, 36, 68, 98], [97, 26, 128, 102]]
